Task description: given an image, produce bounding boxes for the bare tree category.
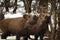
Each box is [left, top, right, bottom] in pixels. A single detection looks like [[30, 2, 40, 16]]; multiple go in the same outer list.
[[22, 0, 32, 14], [13, 0, 17, 13], [55, 0, 60, 40], [50, 0, 57, 40], [4, 0, 10, 12]]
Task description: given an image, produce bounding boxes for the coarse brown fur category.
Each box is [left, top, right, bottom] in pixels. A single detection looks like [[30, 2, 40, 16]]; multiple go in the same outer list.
[[25, 14, 50, 40], [0, 14, 33, 40]]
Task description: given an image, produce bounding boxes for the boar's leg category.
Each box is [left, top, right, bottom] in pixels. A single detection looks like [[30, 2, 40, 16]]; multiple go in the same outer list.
[[40, 34, 44, 40], [35, 35, 38, 40], [16, 35, 20, 40], [23, 36, 29, 40], [1, 33, 10, 39]]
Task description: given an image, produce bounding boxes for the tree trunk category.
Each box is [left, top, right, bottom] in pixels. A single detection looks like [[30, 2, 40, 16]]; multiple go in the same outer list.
[[51, 0, 57, 40], [4, 0, 10, 12], [22, 0, 32, 14], [55, 0, 60, 40], [13, 0, 17, 13]]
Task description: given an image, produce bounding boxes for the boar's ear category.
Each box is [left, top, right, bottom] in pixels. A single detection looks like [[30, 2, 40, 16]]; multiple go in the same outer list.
[[23, 14, 28, 19], [33, 15, 38, 21]]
